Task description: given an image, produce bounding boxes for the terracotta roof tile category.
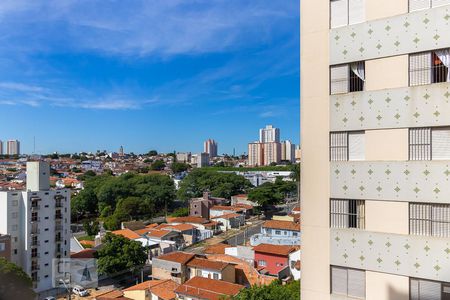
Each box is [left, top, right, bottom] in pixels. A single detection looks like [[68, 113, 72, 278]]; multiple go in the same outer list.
[[124, 280, 163, 291], [150, 280, 179, 300], [204, 243, 232, 255], [211, 213, 241, 220], [253, 244, 296, 256], [174, 277, 244, 300], [170, 216, 208, 224], [186, 257, 230, 271], [111, 228, 141, 240], [210, 205, 245, 212], [263, 220, 300, 231], [156, 251, 195, 264], [71, 249, 96, 259]]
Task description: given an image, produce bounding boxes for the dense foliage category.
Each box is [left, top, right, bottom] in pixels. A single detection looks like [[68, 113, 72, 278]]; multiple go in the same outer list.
[[248, 177, 297, 208], [150, 160, 166, 171], [171, 162, 190, 174], [170, 207, 189, 217], [0, 258, 35, 300], [177, 169, 252, 200], [72, 172, 176, 229], [95, 233, 147, 275], [234, 280, 300, 300]]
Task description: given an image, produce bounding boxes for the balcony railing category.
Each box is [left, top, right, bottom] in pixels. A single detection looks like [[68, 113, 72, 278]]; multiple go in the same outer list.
[[31, 253, 40, 258], [31, 217, 40, 223], [55, 215, 63, 220], [31, 240, 40, 247]]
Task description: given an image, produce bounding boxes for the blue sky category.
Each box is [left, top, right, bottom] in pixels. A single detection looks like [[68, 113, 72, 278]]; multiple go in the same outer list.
[[0, 0, 299, 155]]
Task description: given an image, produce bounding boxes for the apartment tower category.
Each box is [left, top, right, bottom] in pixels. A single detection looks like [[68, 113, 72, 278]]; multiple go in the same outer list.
[[204, 139, 218, 158], [259, 125, 280, 143], [0, 161, 71, 292], [0, 140, 3, 155], [301, 1, 450, 299], [6, 139, 20, 155]]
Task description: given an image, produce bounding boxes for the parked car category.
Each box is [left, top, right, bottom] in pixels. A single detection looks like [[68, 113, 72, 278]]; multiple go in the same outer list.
[[44, 297, 56, 300], [72, 285, 89, 297]]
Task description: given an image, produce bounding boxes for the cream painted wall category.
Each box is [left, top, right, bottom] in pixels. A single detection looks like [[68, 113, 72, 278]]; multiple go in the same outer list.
[[366, 271, 409, 300], [366, 0, 408, 21], [301, 0, 330, 299], [365, 200, 409, 235], [365, 129, 409, 161], [365, 55, 409, 91]]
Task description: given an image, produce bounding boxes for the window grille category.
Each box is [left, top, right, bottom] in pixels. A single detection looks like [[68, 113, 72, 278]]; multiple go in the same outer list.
[[410, 50, 449, 86], [409, 128, 431, 160], [410, 203, 450, 237], [330, 199, 365, 229], [330, 132, 348, 161]]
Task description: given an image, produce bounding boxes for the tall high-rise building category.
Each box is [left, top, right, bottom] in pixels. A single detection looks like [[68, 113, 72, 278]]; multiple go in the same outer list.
[[119, 145, 124, 157], [203, 139, 218, 158], [6, 140, 20, 155], [259, 125, 280, 143], [281, 140, 296, 163], [301, 1, 450, 300], [263, 142, 281, 166], [0, 140, 3, 155], [0, 161, 71, 292], [248, 142, 264, 166]]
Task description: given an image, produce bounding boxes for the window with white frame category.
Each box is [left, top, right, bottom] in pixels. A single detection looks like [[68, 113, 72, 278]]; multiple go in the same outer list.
[[410, 278, 450, 299], [409, 0, 450, 12], [330, 0, 365, 28], [410, 49, 450, 86], [330, 131, 365, 161], [330, 62, 365, 94], [330, 199, 365, 229], [409, 127, 450, 160], [331, 266, 365, 299], [410, 203, 450, 237], [258, 260, 267, 267]]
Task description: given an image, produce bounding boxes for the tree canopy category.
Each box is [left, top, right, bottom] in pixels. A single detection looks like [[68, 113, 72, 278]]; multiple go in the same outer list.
[[71, 172, 176, 229], [0, 258, 35, 300], [150, 160, 166, 171], [177, 169, 252, 200], [234, 280, 299, 300], [95, 233, 147, 276], [248, 177, 297, 208], [171, 162, 189, 174]]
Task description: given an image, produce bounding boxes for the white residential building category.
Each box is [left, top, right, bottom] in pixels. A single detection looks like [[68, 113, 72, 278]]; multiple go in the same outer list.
[[204, 139, 218, 158], [259, 125, 280, 143], [281, 140, 296, 163], [6, 140, 20, 155], [0, 161, 71, 292]]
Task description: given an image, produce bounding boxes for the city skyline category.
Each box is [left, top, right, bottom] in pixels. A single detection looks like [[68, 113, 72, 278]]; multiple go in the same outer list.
[[0, 1, 299, 154]]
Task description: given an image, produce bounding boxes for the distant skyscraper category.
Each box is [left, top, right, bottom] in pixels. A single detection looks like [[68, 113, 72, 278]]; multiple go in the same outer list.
[[0, 140, 3, 155], [119, 145, 124, 157], [259, 125, 280, 143], [6, 140, 20, 156], [281, 140, 296, 163], [203, 139, 218, 158]]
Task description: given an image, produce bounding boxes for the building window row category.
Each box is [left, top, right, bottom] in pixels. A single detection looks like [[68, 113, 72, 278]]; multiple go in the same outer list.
[[330, 199, 365, 229], [330, 131, 365, 161], [330, 0, 365, 28], [330, 49, 450, 95], [410, 203, 450, 237], [409, 127, 450, 160], [331, 266, 366, 299], [409, 0, 450, 12], [410, 278, 450, 299]]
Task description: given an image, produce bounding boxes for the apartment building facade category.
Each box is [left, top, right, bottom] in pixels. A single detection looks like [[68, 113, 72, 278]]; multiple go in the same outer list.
[[0, 161, 71, 292], [6, 139, 20, 155], [204, 139, 218, 158], [301, 1, 450, 299]]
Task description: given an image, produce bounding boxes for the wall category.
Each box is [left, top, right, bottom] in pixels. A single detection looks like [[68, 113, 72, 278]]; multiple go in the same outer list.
[[365, 55, 409, 91], [222, 265, 236, 283], [366, 271, 409, 300], [254, 252, 289, 276], [365, 129, 409, 161], [300, 0, 330, 298], [123, 290, 147, 300], [365, 0, 408, 21], [365, 200, 408, 234]]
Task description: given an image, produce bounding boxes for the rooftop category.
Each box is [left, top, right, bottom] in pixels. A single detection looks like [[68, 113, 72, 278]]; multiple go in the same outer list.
[[210, 205, 245, 212], [211, 213, 242, 220], [204, 243, 232, 255], [169, 216, 209, 224], [174, 277, 244, 300], [111, 228, 142, 240], [263, 220, 300, 231], [186, 257, 230, 271], [253, 244, 296, 256], [156, 251, 195, 264]]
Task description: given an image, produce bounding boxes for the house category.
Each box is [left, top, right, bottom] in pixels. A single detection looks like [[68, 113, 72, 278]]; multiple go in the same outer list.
[[204, 243, 232, 255], [224, 246, 254, 265], [250, 220, 300, 246], [95, 289, 130, 300], [253, 244, 297, 276], [211, 213, 245, 231], [168, 216, 215, 240], [231, 194, 256, 206], [156, 223, 198, 246], [289, 248, 301, 280], [111, 228, 150, 247], [151, 251, 195, 284], [174, 277, 244, 300], [186, 257, 236, 283], [209, 205, 246, 218], [189, 192, 227, 219], [123, 279, 179, 300]]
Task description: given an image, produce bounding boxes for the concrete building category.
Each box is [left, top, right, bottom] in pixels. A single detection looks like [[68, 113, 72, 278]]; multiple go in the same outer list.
[[0, 161, 70, 292], [189, 192, 227, 219], [204, 139, 218, 158], [259, 125, 280, 143], [248, 142, 264, 166], [281, 140, 296, 163], [0, 140, 3, 155], [6, 140, 20, 155], [195, 152, 209, 168], [301, 1, 450, 299], [263, 142, 281, 165], [176, 152, 191, 163], [0, 234, 11, 261], [186, 257, 236, 282]]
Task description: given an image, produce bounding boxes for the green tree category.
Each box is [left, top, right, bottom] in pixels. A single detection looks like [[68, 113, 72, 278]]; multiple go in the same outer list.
[[177, 169, 252, 200], [0, 258, 35, 299], [234, 280, 299, 300], [248, 182, 284, 208], [150, 160, 166, 171], [83, 219, 100, 236], [147, 150, 158, 156], [171, 162, 189, 174], [170, 207, 189, 217], [95, 233, 147, 275]]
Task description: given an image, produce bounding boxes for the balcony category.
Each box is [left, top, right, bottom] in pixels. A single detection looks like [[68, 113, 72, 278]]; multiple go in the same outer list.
[[331, 228, 450, 282], [31, 217, 40, 223], [31, 204, 40, 210], [331, 161, 450, 203], [55, 225, 63, 231], [31, 240, 40, 247], [55, 236, 62, 242], [31, 264, 40, 271], [31, 228, 40, 235], [330, 82, 450, 131], [55, 202, 63, 208], [330, 4, 450, 64], [55, 214, 63, 220], [31, 252, 40, 259]]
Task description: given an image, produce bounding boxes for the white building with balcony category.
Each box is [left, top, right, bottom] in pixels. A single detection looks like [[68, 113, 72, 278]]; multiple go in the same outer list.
[[0, 161, 71, 292]]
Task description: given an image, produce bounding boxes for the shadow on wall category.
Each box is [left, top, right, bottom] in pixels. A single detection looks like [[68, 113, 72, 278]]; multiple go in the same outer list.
[[388, 284, 409, 300]]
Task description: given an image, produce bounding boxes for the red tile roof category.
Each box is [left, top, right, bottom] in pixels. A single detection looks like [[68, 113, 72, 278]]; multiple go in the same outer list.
[[124, 280, 164, 291], [204, 243, 232, 255], [253, 244, 296, 256], [174, 277, 244, 300], [156, 251, 195, 264], [212, 213, 242, 220], [263, 220, 300, 231], [170, 216, 208, 224], [150, 279, 179, 300], [111, 228, 141, 240], [210, 205, 245, 212], [186, 257, 230, 271], [70, 249, 96, 259]]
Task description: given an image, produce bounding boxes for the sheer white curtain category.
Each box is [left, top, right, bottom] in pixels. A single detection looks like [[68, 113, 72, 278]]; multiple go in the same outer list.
[[350, 62, 365, 81], [435, 49, 450, 82]]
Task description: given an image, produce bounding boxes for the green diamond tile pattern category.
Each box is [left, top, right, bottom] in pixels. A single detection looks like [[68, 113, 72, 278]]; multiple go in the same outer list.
[[331, 161, 450, 203], [331, 228, 450, 283]]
